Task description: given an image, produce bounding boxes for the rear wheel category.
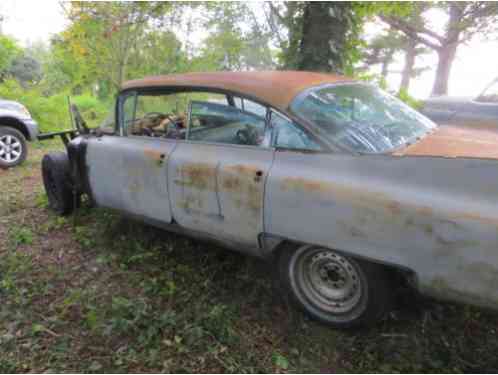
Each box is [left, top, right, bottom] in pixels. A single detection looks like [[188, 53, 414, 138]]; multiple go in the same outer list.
[[42, 152, 75, 215], [0, 126, 27, 169], [278, 244, 391, 328]]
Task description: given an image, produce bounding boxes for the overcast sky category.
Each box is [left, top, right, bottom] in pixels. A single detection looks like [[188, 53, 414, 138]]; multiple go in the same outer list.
[[1, 0, 497, 99]]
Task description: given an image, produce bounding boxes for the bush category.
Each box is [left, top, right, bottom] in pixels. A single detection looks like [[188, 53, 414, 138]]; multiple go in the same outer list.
[[0, 79, 112, 132], [397, 88, 422, 110]]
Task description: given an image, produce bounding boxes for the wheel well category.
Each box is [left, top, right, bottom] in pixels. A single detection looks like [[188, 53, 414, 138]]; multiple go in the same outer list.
[[0, 117, 30, 140], [271, 239, 417, 289]]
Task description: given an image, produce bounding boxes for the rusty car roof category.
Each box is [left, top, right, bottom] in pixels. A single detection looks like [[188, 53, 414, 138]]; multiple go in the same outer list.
[[121, 71, 351, 111]]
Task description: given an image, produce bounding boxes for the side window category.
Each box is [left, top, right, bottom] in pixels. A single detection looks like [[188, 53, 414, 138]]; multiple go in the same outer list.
[[271, 111, 321, 151], [187, 101, 268, 147], [234, 97, 267, 118], [120, 91, 228, 139]]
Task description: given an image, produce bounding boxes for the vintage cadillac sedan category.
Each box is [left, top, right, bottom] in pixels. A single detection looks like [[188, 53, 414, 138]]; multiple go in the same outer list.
[[41, 71, 498, 328]]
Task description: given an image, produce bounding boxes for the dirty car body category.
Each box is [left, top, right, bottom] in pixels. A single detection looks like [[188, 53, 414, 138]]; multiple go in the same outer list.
[[43, 71, 498, 327]]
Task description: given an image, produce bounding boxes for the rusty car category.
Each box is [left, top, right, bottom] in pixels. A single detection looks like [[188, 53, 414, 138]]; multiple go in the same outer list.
[[40, 71, 498, 328]]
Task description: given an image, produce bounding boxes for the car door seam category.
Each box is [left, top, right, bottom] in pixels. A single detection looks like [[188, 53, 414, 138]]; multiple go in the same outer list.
[[260, 148, 276, 250], [166, 141, 179, 222], [214, 161, 223, 219]]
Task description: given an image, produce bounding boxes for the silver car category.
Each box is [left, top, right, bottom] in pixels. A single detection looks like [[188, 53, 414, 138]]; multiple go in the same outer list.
[[40, 71, 498, 329], [0, 99, 39, 168], [422, 78, 498, 129]]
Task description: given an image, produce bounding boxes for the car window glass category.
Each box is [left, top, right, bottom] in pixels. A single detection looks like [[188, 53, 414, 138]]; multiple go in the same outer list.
[[291, 83, 435, 153], [234, 97, 267, 118], [187, 101, 267, 147], [478, 80, 498, 103], [271, 111, 321, 150], [121, 91, 227, 139], [122, 94, 137, 133]]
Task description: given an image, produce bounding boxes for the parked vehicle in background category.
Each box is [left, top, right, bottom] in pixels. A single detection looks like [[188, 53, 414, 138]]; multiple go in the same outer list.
[[40, 71, 498, 329], [421, 78, 498, 129], [0, 99, 39, 168]]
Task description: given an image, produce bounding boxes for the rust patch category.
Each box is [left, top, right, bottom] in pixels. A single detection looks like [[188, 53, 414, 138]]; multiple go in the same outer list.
[[143, 148, 164, 162], [221, 164, 263, 214], [394, 125, 498, 160], [176, 163, 216, 190], [280, 176, 498, 232]]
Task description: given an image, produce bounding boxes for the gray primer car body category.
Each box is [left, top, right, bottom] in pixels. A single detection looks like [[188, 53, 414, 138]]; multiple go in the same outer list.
[[0, 99, 39, 140], [62, 72, 498, 312], [421, 78, 498, 129]]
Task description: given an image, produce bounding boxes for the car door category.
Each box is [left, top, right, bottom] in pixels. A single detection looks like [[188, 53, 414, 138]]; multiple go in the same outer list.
[[168, 99, 274, 248], [85, 93, 176, 223]]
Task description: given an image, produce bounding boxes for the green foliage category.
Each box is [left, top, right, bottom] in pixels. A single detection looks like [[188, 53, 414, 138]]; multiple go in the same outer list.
[[0, 34, 21, 75], [0, 79, 111, 131], [397, 88, 422, 109], [272, 352, 290, 370], [9, 226, 34, 248]]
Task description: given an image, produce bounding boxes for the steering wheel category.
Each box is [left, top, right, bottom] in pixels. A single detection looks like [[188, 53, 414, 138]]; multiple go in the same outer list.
[[235, 125, 259, 145]]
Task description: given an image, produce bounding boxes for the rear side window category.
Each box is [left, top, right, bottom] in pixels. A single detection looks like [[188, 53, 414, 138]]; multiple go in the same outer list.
[[187, 101, 268, 147], [234, 97, 267, 118]]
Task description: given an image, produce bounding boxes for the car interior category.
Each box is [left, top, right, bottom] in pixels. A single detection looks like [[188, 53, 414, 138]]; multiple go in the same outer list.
[[128, 92, 267, 147]]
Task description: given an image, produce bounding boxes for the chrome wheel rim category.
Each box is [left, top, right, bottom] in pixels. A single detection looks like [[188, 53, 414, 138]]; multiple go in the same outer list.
[[0, 134, 22, 164], [293, 248, 363, 314]]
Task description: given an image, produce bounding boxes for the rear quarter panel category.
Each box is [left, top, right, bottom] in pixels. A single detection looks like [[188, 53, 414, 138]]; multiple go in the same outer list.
[[265, 151, 498, 308]]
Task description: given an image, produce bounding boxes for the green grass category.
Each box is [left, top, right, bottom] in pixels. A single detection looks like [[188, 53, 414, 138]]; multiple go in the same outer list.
[[1, 140, 498, 372]]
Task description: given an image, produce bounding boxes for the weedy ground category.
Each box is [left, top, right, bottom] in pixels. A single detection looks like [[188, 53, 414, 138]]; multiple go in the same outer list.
[[1, 141, 498, 373]]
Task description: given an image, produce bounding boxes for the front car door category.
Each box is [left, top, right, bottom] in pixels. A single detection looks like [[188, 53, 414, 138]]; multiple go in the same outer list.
[[85, 92, 176, 223]]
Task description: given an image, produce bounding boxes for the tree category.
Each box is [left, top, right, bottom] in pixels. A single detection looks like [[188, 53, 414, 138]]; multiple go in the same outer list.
[[380, 2, 498, 96], [63, 2, 171, 92], [8, 54, 42, 87], [268, 2, 358, 73], [0, 34, 20, 80], [361, 29, 404, 79], [193, 2, 274, 71]]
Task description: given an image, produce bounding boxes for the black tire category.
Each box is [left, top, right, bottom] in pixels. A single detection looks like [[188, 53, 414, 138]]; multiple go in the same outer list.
[[0, 126, 28, 169], [278, 244, 391, 329], [42, 152, 75, 216]]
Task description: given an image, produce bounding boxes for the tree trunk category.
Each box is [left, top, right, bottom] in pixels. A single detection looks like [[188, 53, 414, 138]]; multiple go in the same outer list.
[[380, 55, 390, 79], [430, 4, 462, 97], [297, 2, 352, 73], [430, 42, 457, 96], [399, 39, 416, 93]]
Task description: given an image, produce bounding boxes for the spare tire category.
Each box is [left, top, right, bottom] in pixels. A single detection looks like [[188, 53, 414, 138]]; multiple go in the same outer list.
[[41, 152, 75, 215]]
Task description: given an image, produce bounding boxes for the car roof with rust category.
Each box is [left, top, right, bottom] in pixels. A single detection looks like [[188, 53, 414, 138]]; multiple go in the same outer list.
[[121, 71, 352, 111]]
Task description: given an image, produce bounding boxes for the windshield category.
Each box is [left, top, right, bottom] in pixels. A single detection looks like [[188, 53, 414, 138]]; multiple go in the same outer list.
[[478, 79, 498, 103], [290, 83, 436, 153]]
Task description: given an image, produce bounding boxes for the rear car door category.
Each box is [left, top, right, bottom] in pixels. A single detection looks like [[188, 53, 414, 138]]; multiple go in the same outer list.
[[85, 92, 176, 223], [168, 98, 274, 248]]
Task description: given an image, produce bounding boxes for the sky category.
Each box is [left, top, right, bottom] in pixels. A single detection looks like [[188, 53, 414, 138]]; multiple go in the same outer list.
[[1, 0, 497, 100]]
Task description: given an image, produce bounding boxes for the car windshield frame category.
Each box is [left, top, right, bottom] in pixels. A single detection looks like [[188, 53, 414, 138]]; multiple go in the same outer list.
[[289, 82, 437, 154], [476, 78, 498, 103]]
